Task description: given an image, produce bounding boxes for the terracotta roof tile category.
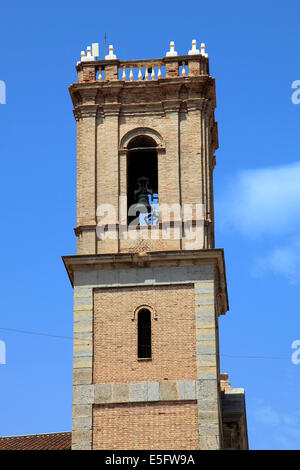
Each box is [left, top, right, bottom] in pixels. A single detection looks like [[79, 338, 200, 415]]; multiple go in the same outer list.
[[0, 432, 71, 450]]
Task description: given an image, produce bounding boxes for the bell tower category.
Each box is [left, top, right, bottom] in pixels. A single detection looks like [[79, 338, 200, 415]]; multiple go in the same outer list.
[[63, 40, 248, 450]]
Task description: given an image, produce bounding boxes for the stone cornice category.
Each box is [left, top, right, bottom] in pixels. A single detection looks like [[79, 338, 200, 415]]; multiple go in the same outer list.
[[73, 105, 98, 120], [102, 103, 121, 117], [74, 224, 97, 236], [62, 248, 229, 313], [162, 99, 181, 113], [69, 75, 215, 107], [186, 97, 207, 112]]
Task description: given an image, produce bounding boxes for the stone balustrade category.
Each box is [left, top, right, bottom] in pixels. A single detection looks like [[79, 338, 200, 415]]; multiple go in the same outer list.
[[76, 40, 209, 83]]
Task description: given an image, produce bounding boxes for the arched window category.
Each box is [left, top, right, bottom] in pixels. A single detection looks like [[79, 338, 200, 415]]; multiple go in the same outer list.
[[127, 135, 158, 226], [137, 308, 152, 359]]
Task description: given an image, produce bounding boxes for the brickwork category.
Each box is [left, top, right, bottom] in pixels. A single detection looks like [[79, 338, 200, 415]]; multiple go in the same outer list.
[[93, 284, 197, 384], [93, 401, 200, 450], [70, 74, 217, 255]]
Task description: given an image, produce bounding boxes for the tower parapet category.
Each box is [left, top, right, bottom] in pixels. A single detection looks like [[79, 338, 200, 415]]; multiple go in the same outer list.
[[76, 40, 210, 83]]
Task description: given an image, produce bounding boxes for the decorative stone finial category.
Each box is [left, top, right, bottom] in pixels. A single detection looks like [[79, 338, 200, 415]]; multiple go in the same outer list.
[[166, 41, 178, 57], [105, 44, 117, 60], [86, 46, 93, 59], [81, 46, 95, 62], [200, 42, 208, 58], [188, 39, 200, 55]]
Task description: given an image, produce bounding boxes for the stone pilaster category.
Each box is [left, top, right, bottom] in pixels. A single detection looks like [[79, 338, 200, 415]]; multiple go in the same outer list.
[[75, 97, 98, 254], [96, 103, 121, 253], [194, 280, 221, 449]]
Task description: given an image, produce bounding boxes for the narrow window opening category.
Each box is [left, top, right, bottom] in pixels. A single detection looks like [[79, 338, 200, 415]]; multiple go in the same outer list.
[[127, 136, 158, 226], [137, 308, 152, 359]]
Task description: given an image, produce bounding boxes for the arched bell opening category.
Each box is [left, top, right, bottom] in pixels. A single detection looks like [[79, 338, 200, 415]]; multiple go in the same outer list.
[[127, 135, 159, 226]]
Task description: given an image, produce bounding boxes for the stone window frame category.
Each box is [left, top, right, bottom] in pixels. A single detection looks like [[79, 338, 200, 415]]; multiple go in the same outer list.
[[119, 127, 165, 151], [131, 304, 157, 321]]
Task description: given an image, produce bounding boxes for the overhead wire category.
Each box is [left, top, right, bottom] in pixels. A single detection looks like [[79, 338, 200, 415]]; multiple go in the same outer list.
[[0, 327, 293, 360]]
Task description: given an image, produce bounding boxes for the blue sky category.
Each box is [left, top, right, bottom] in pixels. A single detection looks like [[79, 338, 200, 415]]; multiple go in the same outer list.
[[0, 0, 299, 450]]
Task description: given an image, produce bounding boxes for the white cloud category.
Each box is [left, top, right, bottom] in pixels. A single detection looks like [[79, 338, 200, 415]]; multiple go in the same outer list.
[[252, 239, 300, 284], [255, 405, 280, 426], [218, 161, 300, 238], [254, 404, 300, 449], [217, 161, 300, 283]]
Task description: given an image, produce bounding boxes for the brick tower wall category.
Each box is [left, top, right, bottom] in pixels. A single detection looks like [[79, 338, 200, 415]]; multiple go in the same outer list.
[[93, 284, 196, 384], [70, 55, 218, 256]]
